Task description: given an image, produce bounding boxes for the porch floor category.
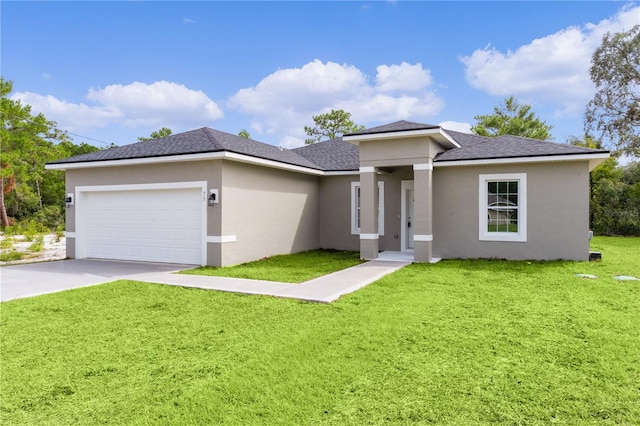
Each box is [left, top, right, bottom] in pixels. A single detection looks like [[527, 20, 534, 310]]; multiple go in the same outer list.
[[376, 251, 441, 263]]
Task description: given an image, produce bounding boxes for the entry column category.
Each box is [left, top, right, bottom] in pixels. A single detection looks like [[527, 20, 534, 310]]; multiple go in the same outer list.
[[413, 162, 433, 262], [359, 166, 379, 260]]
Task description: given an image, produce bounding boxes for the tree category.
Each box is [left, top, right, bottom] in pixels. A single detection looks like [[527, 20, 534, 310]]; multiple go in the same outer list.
[[304, 109, 365, 144], [0, 77, 70, 228], [585, 25, 640, 156], [472, 96, 554, 140], [238, 129, 251, 139], [138, 127, 172, 142]]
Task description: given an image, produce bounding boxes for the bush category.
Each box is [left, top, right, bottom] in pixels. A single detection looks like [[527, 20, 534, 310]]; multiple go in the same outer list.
[[0, 237, 15, 250], [29, 235, 44, 253], [0, 250, 23, 262]]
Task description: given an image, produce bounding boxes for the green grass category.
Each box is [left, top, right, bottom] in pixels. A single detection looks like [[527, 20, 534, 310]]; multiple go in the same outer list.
[[181, 249, 362, 283], [1, 236, 639, 425]]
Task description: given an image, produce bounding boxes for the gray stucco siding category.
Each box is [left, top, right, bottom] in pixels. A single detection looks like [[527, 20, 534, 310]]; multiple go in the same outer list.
[[64, 160, 222, 262], [219, 161, 320, 266], [432, 161, 590, 261]]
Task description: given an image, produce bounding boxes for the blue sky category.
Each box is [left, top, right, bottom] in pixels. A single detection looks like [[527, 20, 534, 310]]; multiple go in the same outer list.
[[3, 1, 638, 149]]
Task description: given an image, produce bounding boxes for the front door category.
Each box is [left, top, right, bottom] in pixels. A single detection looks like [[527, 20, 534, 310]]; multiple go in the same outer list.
[[401, 180, 415, 251]]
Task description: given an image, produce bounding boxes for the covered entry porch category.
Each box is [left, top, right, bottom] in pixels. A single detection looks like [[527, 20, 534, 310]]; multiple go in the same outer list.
[[343, 122, 460, 263]]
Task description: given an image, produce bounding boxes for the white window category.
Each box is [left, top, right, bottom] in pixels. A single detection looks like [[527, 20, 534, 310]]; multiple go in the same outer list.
[[479, 173, 527, 242], [351, 181, 384, 235]]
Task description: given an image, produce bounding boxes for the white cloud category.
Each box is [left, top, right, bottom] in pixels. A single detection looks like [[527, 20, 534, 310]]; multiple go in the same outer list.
[[183, 18, 195, 24], [376, 62, 432, 93], [228, 59, 444, 147], [439, 121, 472, 134], [12, 81, 223, 132], [461, 5, 640, 115]]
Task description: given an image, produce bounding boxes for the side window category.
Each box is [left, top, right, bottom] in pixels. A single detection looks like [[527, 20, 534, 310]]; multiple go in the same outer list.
[[479, 174, 527, 242], [351, 181, 384, 236]]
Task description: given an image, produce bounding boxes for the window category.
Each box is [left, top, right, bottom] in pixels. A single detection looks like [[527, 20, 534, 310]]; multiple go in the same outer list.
[[351, 181, 384, 235], [479, 173, 526, 242]]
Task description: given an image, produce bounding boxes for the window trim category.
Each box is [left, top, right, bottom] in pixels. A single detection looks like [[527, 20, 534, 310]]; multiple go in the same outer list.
[[478, 173, 527, 242], [351, 181, 384, 236]]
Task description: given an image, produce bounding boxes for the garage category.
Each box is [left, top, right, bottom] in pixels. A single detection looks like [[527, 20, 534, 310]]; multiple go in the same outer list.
[[77, 185, 205, 265]]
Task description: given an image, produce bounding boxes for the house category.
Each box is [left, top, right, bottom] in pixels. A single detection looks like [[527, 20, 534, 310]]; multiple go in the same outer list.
[[46, 121, 609, 266]]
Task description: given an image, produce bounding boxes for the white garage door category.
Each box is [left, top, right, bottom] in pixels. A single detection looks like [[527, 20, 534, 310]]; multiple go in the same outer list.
[[84, 188, 203, 264]]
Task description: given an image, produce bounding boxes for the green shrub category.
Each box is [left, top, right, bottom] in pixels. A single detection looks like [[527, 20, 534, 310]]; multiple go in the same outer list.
[[22, 220, 48, 242], [0, 250, 23, 262], [29, 235, 44, 253], [0, 237, 15, 250], [54, 225, 64, 242]]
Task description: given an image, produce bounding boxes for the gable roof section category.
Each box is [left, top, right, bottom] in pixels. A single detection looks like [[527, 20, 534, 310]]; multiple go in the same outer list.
[[347, 120, 440, 136], [48, 127, 321, 170], [292, 138, 359, 171], [435, 134, 608, 162]]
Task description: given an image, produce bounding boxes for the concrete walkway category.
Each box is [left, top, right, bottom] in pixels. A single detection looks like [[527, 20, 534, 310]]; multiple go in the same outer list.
[[133, 259, 410, 303], [2, 258, 410, 303]]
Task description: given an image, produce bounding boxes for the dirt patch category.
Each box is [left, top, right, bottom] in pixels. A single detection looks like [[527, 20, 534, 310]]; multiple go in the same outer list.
[[0, 234, 67, 265]]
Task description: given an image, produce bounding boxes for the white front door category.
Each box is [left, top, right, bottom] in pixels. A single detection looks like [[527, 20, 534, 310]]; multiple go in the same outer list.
[[401, 180, 415, 251]]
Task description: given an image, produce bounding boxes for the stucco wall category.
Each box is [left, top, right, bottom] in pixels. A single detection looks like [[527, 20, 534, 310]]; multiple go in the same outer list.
[[432, 161, 591, 261], [219, 161, 320, 266], [64, 160, 222, 262], [359, 136, 446, 168], [318, 168, 413, 253]]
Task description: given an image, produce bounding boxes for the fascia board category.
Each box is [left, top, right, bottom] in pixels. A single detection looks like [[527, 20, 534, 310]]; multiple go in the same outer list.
[[344, 128, 460, 148], [46, 151, 326, 176], [434, 153, 611, 168]]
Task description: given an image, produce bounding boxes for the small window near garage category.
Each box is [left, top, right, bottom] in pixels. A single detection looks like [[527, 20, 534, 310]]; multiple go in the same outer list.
[[351, 181, 384, 236], [479, 173, 527, 242]]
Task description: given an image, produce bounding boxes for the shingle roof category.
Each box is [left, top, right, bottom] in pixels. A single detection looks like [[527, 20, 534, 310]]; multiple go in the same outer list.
[[49, 127, 321, 170], [435, 133, 608, 162], [346, 120, 440, 136], [292, 138, 359, 171], [48, 123, 608, 171]]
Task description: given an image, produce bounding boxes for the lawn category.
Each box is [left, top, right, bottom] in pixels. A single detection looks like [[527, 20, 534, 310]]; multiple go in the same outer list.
[[1, 237, 638, 425], [180, 249, 362, 283]]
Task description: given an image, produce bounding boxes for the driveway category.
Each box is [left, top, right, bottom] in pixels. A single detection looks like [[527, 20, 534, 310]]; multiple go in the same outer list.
[[0, 259, 191, 302]]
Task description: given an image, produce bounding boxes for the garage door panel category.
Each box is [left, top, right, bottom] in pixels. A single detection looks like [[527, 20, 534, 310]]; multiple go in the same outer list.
[[83, 188, 203, 264]]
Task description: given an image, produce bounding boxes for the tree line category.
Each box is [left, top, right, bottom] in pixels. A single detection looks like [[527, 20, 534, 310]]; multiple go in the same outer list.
[[1, 26, 637, 234]]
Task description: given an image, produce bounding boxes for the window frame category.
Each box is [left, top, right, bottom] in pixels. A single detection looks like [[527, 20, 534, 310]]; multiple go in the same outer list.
[[478, 173, 527, 242], [351, 181, 384, 236]]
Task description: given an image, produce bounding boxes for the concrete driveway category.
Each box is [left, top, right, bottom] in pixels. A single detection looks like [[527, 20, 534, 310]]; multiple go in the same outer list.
[[0, 259, 191, 302]]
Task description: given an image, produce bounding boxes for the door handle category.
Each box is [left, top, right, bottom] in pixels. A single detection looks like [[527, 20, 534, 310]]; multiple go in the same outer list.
[[408, 221, 411, 228]]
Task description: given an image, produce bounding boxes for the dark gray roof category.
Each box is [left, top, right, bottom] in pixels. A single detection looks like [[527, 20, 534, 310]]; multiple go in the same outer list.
[[346, 120, 440, 136], [49, 127, 321, 170], [48, 123, 608, 171], [435, 133, 608, 162], [292, 138, 359, 171]]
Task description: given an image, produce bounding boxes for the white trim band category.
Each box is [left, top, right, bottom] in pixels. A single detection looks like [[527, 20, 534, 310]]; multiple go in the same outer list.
[[434, 153, 610, 168], [414, 234, 433, 242], [413, 163, 433, 171], [65, 231, 76, 238], [359, 166, 376, 173], [359, 233, 379, 240], [206, 235, 237, 243]]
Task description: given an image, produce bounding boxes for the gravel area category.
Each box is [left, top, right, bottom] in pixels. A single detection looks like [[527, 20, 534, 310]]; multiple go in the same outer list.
[[0, 234, 67, 265]]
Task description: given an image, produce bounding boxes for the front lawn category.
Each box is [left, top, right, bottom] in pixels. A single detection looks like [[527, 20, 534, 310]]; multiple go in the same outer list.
[[180, 249, 362, 283], [1, 237, 638, 424]]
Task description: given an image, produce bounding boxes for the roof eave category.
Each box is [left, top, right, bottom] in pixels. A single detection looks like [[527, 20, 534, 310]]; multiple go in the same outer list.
[[45, 151, 326, 176], [343, 127, 460, 149], [434, 152, 610, 170]]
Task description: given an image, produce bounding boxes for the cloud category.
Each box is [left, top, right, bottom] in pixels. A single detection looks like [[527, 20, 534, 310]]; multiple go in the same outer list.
[[40, 73, 51, 80], [439, 121, 472, 134], [183, 18, 195, 24], [228, 59, 444, 147], [11, 81, 223, 132], [461, 5, 640, 115]]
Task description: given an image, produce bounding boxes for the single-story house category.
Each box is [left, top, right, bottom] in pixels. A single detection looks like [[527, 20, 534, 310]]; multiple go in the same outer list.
[[46, 120, 609, 266]]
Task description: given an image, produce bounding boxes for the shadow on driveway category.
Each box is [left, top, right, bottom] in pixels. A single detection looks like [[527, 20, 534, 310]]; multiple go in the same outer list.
[[0, 259, 192, 302]]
